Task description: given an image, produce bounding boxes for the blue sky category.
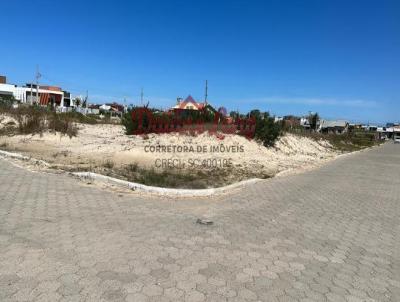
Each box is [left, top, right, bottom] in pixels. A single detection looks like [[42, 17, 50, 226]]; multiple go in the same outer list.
[[1, 0, 399, 124]]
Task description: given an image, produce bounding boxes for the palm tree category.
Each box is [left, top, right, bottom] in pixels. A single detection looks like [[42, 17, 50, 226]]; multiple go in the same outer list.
[[73, 97, 81, 107]]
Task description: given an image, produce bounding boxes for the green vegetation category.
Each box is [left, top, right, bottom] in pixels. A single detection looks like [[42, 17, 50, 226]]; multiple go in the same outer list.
[[103, 159, 115, 169], [121, 109, 137, 134], [95, 162, 257, 189], [324, 131, 380, 152], [0, 94, 16, 109], [308, 113, 319, 131], [0, 106, 78, 138], [122, 107, 283, 147], [296, 130, 381, 152], [48, 113, 78, 138], [251, 110, 282, 147], [122, 106, 219, 135], [58, 111, 97, 124], [109, 163, 210, 189], [132, 168, 207, 189]]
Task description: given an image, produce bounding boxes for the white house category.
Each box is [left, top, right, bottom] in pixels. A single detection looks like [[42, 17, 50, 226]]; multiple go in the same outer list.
[[318, 120, 349, 134], [0, 76, 68, 107], [0, 83, 30, 103]]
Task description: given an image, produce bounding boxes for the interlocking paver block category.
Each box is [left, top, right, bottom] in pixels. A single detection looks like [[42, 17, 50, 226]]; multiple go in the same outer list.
[[0, 143, 399, 301]]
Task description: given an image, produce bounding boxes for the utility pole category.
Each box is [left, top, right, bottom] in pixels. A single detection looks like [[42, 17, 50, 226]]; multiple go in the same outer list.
[[205, 80, 208, 104], [140, 87, 144, 106], [30, 80, 33, 104], [35, 65, 41, 105]]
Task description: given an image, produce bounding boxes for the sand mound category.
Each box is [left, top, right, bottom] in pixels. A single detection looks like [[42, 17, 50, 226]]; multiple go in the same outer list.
[[0, 114, 18, 130], [0, 122, 338, 180]]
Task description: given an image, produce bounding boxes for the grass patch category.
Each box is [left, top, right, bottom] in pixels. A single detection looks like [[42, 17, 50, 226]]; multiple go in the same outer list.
[[135, 168, 206, 189], [118, 165, 208, 189], [0, 106, 78, 137], [291, 129, 382, 152], [87, 159, 274, 189], [103, 160, 115, 169], [48, 114, 78, 138], [324, 132, 379, 151], [107, 164, 268, 189], [58, 112, 98, 124], [99, 164, 242, 189]]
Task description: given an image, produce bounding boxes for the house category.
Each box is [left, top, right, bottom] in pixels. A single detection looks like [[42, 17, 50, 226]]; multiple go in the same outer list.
[[318, 120, 349, 134], [170, 95, 217, 118], [172, 95, 207, 111], [109, 103, 126, 113], [377, 125, 400, 140], [63, 91, 72, 107], [348, 123, 363, 131], [377, 127, 394, 140], [362, 125, 378, 132], [0, 75, 70, 108], [283, 115, 301, 128], [300, 117, 311, 129], [98, 102, 126, 117]]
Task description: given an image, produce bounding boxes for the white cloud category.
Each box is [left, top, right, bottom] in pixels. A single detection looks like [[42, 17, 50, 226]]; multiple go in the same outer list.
[[231, 97, 378, 108], [88, 94, 125, 103], [87, 93, 176, 109]]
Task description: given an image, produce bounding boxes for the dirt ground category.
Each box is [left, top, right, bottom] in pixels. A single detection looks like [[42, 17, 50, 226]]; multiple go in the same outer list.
[[0, 115, 339, 187]]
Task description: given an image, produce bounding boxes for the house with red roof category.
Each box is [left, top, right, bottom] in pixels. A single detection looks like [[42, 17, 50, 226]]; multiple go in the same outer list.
[[172, 95, 206, 111]]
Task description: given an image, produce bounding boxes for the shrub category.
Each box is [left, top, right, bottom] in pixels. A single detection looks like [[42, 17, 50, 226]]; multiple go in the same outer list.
[[0, 95, 15, 110], [16, 107, 46, 135], [48, 113, 78, 138], [297, 129, 380, 152], [58, 112, 97, 124], [127, 163, 138, 172], [308, 113, 319, 131], [253, 111, 282, 147], [1, 106, 78, 137], [135, 168, 207, 189], [103, 160, 115, 169], [121, 110, 137, 134]]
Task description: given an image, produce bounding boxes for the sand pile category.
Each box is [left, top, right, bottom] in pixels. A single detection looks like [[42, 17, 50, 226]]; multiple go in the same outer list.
[[0, 114, 18, 131], [0, 122, 338, 179]]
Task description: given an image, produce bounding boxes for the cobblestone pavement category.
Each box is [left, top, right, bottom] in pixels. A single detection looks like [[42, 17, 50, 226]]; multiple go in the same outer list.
[[1, 143, 400, 302]]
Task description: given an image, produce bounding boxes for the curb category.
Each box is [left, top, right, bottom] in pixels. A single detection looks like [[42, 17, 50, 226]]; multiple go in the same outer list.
[[0, 149, 261, 197], [0, 149, 50, 167], [72, 171, 261, 197]]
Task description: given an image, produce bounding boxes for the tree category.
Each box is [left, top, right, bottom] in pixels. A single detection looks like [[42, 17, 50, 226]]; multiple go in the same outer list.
[[0, 94, 16, 109], [308, 112, 319, 131], [73, 97, 81, 107], [229, 111, 238, 119], [82, 96, 87, 108], [250, 109, 261, 119], [121, 108, 137, 135], [252, 111, 282, 147]]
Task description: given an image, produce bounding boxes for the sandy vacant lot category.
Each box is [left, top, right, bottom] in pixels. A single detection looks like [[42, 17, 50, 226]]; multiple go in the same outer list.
[[0, 114, 338, 184]]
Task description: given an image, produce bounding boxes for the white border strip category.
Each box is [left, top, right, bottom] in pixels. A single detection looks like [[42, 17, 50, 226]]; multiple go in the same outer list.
[[0, 149, 50, 167], [0, 149, 261, 196]]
